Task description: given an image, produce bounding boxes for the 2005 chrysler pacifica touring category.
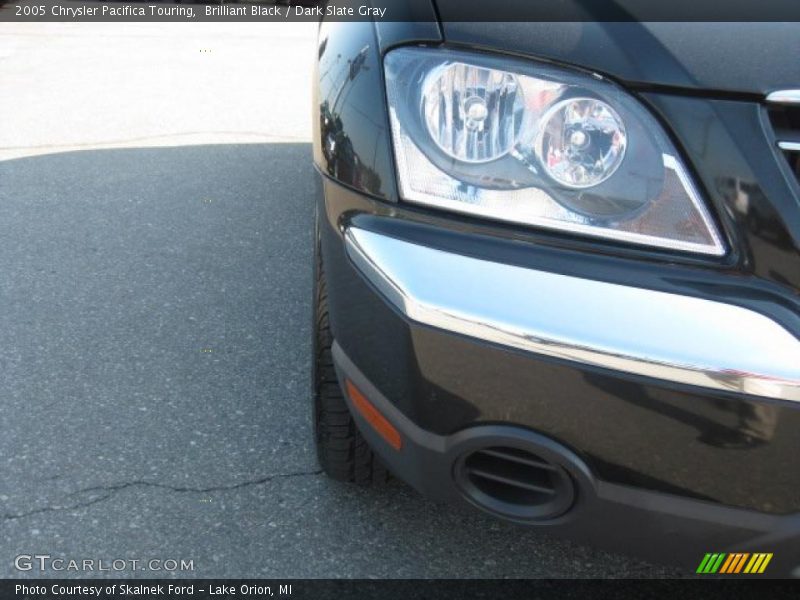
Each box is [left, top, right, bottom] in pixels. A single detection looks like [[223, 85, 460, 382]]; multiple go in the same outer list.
[[310, 8, 800, 575]]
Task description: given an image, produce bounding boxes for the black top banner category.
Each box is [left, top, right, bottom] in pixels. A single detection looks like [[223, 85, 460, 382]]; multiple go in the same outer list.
[[3, 0, 800, 22]]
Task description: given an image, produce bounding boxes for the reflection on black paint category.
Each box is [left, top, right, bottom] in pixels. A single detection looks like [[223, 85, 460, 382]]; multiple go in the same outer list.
[[320, 101, 381, 194], [716, 176, 794, 251], [583, 371, 777, 451], [314, 21, 391, 198]]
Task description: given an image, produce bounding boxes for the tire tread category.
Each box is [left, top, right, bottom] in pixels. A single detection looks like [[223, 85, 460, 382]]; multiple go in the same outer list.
[[313, 235, 389, 486]]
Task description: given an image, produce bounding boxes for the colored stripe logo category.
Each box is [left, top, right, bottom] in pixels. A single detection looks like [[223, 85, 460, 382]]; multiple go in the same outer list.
[[696, 553, 773, 574]]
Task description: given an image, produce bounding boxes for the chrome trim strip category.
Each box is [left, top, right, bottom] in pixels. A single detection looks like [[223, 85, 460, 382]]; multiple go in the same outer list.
[[345, 227, 800, 402], [778, 141, 800, 152], [767, 90, 800, 105]]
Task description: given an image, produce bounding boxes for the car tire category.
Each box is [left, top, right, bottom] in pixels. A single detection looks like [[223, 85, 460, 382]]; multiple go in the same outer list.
[[312, 213, 390, 485]]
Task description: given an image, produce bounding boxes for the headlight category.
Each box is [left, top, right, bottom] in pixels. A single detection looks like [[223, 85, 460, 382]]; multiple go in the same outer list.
[[384, 47, 725, 256], [535, 97, 626, 188]]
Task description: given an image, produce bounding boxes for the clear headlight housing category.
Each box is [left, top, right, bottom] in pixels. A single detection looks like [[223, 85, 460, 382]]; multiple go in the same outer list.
[[384, 47, 725, 255]]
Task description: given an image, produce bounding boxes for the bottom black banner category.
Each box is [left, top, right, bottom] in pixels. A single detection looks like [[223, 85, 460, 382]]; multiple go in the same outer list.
[[4, 579, 799, 600]]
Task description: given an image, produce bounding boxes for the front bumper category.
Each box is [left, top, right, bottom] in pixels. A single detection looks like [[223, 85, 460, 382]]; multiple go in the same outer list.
[[334, 340, 800, 576], [317, 176, 800, 575]]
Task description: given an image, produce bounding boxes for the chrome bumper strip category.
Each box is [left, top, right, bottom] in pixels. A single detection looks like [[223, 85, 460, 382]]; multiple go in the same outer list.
[[766, 90, 800, 105], [778, 141, 800, 152], [345, 227, 800, 402]]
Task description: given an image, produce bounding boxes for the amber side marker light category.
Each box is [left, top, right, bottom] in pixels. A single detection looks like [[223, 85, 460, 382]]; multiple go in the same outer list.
[[345, 379, 403, 451]]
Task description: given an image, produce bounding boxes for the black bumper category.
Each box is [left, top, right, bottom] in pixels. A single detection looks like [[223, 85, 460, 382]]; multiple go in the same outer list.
[[318, 173, 800, 576], [333, 341, 799, 576]]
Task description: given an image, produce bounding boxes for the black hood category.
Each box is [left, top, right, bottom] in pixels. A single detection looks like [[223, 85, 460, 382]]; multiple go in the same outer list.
[[436, 20, 800, 96]]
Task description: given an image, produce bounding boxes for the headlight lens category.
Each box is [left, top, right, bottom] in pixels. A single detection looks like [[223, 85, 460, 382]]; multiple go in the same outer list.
[[384, 47, 725, 256], [421, 62, 525, 162], [535, 97, 627, 188]]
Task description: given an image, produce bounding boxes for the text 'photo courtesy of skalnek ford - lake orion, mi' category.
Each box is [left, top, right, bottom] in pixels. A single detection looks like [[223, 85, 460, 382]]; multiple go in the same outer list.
[[1, 0, 799, 595]]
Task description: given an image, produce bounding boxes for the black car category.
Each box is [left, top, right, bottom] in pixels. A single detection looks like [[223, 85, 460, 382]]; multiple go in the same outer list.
[[311, 10, 800, 576]]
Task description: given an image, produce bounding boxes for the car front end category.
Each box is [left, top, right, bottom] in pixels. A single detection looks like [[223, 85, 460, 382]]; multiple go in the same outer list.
[[311, 16, 800, 576]]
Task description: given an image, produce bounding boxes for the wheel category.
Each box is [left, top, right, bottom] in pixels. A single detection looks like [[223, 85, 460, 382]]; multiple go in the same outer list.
[[312, 211, 390, 485]]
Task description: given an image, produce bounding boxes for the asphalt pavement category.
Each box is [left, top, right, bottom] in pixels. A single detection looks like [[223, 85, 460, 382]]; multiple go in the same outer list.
[[0, 23, 681, 578]]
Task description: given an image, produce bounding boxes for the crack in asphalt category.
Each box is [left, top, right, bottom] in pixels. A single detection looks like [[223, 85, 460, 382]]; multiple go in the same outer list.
[[0, 469, 323, 522]]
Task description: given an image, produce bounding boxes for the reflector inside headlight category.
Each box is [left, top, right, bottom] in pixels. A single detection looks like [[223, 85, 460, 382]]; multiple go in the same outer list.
[[384, 47, 725, 256]]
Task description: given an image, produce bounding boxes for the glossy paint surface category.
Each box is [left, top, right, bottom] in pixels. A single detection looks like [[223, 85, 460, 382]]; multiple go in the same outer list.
[[437, 21, 800, 95], [313, 21, 400, 200]]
